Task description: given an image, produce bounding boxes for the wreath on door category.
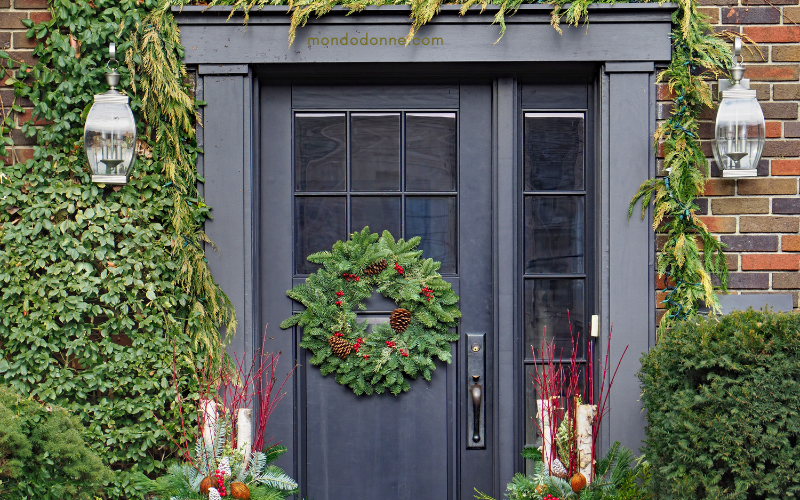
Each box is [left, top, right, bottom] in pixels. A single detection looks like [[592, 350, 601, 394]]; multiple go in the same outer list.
[[280, 227, 461, 395]]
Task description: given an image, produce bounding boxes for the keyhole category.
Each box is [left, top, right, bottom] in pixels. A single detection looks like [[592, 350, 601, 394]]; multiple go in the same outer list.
[[472, 343, 481, 352]]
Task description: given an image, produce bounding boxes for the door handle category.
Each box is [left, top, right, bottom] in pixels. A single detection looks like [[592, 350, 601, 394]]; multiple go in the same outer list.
[[471, 375, 482, 443], [467, 333, 485, 448]]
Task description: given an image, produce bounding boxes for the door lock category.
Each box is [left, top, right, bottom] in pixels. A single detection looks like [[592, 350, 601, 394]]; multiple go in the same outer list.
[[466, 333, 485, 448]]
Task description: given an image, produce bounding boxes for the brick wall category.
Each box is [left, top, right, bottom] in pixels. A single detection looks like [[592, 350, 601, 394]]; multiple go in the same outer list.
[[0, 0, 50, 166], [656, 0, 800, 320]]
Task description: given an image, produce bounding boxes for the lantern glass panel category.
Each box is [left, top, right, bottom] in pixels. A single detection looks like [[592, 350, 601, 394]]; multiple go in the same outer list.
[[84, 96, 136, 183], [713, 92, 765, 174]]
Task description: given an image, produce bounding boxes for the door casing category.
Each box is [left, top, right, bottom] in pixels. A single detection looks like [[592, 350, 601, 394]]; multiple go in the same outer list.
[[177, 6, 671, 497]]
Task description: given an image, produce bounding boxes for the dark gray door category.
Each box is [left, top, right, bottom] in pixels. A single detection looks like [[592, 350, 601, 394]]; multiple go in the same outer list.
[[260, 79, 591, 499]]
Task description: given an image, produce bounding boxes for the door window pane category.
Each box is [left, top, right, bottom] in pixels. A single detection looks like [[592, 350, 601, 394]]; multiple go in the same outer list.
[[524, 279, 585, 359], [295, 197, 346, 274], [351, 113, 401, 191], [351, 196, 401, 237], [406, 197, 457, 274], [525, 196, 584, 274], [295, 113, 346, 192], [406, 113, 457, 192], [524, 113, 584, 191]]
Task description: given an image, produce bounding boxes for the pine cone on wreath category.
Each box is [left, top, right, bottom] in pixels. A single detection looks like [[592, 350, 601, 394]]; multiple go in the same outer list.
[[364, 258, 388, 276], [328, 336, 353, 358], [390, 308, 412, 333], [551, 457, 569, 479]]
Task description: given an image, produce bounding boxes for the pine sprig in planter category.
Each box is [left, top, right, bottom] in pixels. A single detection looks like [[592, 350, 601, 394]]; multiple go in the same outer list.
[[280, 227, 461, 396]]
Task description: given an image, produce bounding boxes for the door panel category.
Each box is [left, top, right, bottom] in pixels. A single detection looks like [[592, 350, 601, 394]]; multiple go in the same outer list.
[[260, 79, 590, 499]]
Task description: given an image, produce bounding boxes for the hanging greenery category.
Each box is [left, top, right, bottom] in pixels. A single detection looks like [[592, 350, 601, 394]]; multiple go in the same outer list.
[[280, 228, 461, 396]]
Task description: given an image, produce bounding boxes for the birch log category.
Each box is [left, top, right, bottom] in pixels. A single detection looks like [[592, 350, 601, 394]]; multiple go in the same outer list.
[[576, 404, 597, 482], [200, 399, 218, 455], [237, 408, 253, 461], [537, 399, 556, 467]]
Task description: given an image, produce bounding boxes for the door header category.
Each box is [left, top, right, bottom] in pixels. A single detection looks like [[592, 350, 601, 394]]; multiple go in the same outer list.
[[175, 4, 675, 66]]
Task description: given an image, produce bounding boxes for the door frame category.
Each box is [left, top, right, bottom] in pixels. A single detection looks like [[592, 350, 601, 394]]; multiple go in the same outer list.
[[177, 6, 671, 497]]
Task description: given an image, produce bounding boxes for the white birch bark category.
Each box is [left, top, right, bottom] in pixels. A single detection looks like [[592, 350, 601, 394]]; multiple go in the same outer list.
[[237, 408, 253, 461], [200, 399, 218, 455], [537, 399, 556, 467], [576, 404, 597, 482]]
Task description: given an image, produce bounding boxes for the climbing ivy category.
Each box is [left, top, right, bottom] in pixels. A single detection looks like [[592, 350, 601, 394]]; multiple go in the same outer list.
[[0, 0, 232, 497], [0, 0, 729, 496]]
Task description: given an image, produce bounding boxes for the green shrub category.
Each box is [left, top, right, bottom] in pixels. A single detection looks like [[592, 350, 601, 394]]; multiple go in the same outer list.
[[0, 385, 112, 499], [639, 309, 800, 499]]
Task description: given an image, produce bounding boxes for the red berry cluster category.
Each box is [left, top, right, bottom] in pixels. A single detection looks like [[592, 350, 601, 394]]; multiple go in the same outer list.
[[386, 340, 396, 348], [395, 262, 404, 274], [214, 469, 227, 496], [420, 286, 433, 302], [400, 349, 409, 357], [542, 495, 560, 500], [336, 290, 344, 297], [336, 301, 342, 306], [334, 332, 343, 337], [342, 273, 360, 282], [353, 337, 364, 353]]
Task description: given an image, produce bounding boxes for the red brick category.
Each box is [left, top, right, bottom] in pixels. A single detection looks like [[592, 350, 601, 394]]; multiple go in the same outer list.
[[740, 216, 800, 233], [773, 272, 800, 289], [657, 84, 676, 101], [763, 140, 800, 157], [765, 121, 782, 138], [703, 178, 736, 196], [773, 45, 800, 62], [15, 0, 50, 7], [772, 159, 800, 175], [17, 109, 50, 126], [722, 7, 780, 24], [774, 84, 800, 100], [5, 51, 37, 67], [720, 235, 779, 251], [782, 235, 800, 251], [699, 216, 737, 233], [12, 32, 37, 50], [742, 254, 800, 271], [712, 197, 769, 214], [743, 26, 800, 43], [0, 0, 10, 8], [747, 65, 800, 82], [700, 7, 721, 23], [29, 12, 52, 23], [725, 272, 770, 289], [0, 13, 27, 30], [737, 178, 797, 195]]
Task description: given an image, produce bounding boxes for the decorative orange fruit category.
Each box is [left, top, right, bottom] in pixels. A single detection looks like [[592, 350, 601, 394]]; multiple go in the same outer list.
[[230, 481, 251, 500], [535, 484, 548, 494], [570, 472, 587, 493], [200, 476, 214, 495]]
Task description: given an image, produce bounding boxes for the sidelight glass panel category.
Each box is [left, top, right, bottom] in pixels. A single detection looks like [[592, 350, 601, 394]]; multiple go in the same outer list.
[[351, 113, 401, 191], [351, 196, 401, 237], [295, 113, 346, 192], [524, 279, 585, 359], [406, 113, 457, 192], [524, 113, 584, 191], [295, 197, 346, 274], [524, 196, 584, 274], [406, 197, 457, 274]]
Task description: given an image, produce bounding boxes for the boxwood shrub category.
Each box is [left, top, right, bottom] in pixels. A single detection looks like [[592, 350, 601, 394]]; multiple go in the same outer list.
[[639, 309, 800, 499]]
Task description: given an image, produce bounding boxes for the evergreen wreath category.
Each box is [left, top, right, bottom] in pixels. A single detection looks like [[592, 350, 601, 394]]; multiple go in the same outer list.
[[280, 227, 461, 396]]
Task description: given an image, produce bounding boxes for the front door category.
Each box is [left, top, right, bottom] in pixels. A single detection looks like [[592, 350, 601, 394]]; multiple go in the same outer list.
[[260, 76, 592, 500]]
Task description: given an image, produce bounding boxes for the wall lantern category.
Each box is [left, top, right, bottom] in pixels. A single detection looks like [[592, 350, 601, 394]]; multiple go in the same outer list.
[[713, 37, 765, 178], [83, 43, 136, 185]]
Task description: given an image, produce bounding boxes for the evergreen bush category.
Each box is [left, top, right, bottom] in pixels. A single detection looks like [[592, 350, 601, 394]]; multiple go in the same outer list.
[[639, 309, 800, 499], [0, 385, 111, 499]]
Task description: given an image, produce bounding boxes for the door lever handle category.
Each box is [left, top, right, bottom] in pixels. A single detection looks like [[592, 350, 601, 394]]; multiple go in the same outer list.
[[471, 375, 482, 443]]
